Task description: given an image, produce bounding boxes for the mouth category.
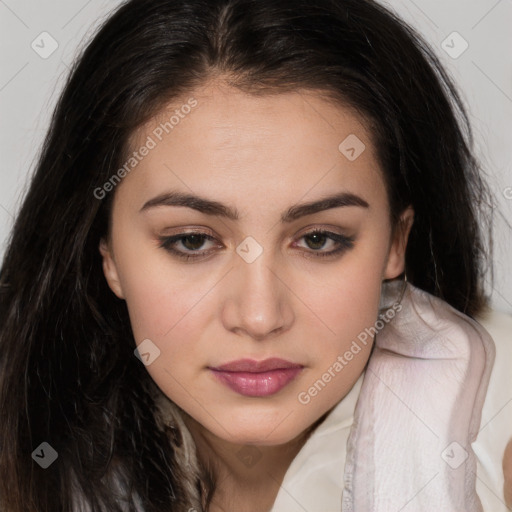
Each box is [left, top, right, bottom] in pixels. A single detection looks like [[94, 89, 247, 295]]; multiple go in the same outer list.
[[208, 358, 304, 397]]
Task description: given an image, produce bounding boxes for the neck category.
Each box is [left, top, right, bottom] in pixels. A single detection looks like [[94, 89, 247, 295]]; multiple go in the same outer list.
[[182, 412, 327, 512]]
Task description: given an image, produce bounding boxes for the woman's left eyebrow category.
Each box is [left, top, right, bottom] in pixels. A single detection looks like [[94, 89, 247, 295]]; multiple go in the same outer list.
[[282, 192, 369, 222], [139, 190, 369, 221]]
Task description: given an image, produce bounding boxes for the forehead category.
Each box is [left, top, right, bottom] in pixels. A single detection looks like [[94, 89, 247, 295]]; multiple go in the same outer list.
[[119, 82, 385, 209]]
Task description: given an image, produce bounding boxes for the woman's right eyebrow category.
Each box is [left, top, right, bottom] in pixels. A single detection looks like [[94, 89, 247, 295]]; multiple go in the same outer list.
[[139, 190, 369, 222]]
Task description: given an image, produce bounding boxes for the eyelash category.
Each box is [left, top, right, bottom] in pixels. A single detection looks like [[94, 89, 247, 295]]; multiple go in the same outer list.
[[158, 229, 355, 261]]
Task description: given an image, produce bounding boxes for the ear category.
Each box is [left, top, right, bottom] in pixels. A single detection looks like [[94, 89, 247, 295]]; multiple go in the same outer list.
[[99, 238, 125, 299], [383, 206, 414, 280]]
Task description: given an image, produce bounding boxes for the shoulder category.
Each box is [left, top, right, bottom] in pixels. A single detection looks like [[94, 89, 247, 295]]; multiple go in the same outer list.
[[473, 308, 512, 511]]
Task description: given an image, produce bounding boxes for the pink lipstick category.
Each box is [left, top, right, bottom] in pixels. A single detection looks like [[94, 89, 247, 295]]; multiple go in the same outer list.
[[209, 358, 303, 397]]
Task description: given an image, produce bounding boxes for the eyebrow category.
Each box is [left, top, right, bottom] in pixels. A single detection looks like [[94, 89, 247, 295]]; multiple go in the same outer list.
[[140, 190, 369, 222]]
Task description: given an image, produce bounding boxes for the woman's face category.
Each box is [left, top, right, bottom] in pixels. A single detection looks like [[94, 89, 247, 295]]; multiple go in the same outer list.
[[100, 80, 412, 446]]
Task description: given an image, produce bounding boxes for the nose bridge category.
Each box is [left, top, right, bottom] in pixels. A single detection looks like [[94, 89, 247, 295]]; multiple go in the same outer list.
[[222, 240, 293, 339]]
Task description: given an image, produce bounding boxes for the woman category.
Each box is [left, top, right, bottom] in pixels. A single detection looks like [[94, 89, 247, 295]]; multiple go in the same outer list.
[[0, 0, 510, 510]]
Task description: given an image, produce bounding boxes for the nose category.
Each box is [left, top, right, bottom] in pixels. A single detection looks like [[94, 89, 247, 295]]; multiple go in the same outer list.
[[221, 251, 294, 341]]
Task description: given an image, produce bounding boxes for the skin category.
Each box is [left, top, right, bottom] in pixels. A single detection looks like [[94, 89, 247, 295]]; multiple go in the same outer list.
[[100, 79, 414, 512]]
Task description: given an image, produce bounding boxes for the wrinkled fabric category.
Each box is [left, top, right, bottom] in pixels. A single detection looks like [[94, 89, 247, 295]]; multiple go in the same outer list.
[[342, 282, 495, 511]]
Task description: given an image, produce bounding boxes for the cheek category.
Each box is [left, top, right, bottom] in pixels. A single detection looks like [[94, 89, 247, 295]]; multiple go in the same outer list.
[[285, 234, 389, 407], [112, 225, 212, 339], [301, 266, 381, 385], [305, 233, 389, 347], [120, 262, 215, 357], [124, 277, 200, 340], [119, 261, 216, 405]]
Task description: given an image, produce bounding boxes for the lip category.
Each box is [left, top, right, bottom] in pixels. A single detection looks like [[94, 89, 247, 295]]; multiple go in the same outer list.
[[209, 358, 304, 397]]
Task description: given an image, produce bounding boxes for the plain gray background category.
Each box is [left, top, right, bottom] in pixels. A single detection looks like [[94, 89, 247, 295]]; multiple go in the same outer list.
[[0, 0, 511, 313]]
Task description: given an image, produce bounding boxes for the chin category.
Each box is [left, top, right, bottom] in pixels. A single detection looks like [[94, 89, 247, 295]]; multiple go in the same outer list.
[[222, 430, 300, 447], [210, 415, 308, 447]]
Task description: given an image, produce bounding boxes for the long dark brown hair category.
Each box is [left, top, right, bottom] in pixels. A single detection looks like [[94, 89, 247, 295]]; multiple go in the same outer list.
[[0, 0, 494, 510]]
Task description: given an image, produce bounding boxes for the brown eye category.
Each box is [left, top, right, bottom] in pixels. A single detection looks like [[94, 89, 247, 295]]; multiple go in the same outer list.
[[180, 234, 208, 250], [303, 232, 330, 250], [158, 232, 220, 261], [294, 229, 355, 259]]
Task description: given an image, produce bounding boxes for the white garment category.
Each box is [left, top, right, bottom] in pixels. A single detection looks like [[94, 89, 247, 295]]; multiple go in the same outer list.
[[270, 297, 512, 512]]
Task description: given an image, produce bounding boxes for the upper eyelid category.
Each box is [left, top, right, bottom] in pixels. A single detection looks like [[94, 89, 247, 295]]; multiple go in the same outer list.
[[161, 223, 351, 237], [163, 227, 348, 239]]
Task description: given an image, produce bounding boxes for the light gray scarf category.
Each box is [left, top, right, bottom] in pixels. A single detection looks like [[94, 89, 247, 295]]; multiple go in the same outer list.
[[342, 282, 495, 511]]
